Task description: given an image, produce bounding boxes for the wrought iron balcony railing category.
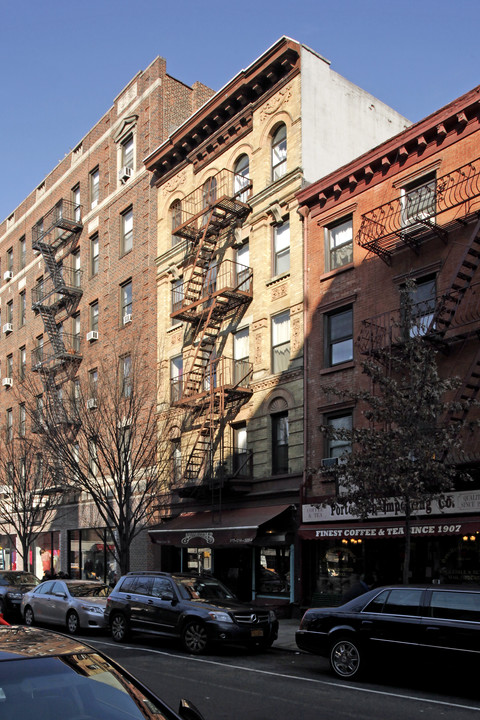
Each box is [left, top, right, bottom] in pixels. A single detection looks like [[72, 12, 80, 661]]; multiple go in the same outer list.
[[357, 157, 480, 261], [171, 168, 252, 241], [32, 199, 82, 247], [358, 281, 480, 354]]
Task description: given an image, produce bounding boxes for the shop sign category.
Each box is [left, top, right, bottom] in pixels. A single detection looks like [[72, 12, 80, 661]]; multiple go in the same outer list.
[[303, 490, 480, 523], [311, 521, 465, 540]]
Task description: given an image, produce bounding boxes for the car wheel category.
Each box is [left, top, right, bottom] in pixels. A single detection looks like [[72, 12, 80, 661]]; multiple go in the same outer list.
[[111, 613, 130, 642], [24, 606, 35, 627], [66, 610, 80, 635], [182, 620, 209, 654], [329, 636, 362, 679]]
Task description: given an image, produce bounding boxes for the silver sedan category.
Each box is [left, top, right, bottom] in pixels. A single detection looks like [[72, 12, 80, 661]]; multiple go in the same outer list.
[[21, 579, 110, 634]]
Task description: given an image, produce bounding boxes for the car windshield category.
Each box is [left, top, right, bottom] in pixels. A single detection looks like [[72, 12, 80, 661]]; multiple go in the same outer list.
[[0, 653, 173, 720], [68, 583, 110, 598], [175, 576, 236, 601], [2, 573, 38, 586]]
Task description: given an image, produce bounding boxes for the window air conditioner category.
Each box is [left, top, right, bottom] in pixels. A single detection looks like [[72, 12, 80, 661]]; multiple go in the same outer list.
[[2, 323, 13, 334], [3, 271, 13, 281], [123, 313, 132, 324], [2, 378, 13, 387], [321, 456, 347, 469], [86, 330, 98, 342], [118, 166, 133, 183], [87, 398, 98, 410]]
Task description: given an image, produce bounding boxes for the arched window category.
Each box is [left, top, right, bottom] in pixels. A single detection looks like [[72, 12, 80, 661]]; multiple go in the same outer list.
[[234, 154, 250, 201], [271, 124, 287, 181], [170, 199, 182, 246], [202, 176, 217, 209]]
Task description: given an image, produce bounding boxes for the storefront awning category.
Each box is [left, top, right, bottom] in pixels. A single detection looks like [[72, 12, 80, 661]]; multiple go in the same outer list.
[[149, 505, 292, 546], [299, 516, 480, 541]]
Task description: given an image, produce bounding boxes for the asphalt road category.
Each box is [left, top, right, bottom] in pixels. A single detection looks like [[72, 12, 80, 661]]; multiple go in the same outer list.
[[83, 634, 480, 720]]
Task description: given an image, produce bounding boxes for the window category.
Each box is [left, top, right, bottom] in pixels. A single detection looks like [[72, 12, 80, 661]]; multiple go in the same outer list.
[[382, 588, 423, 616], [19, 236, 26, 270], [6, 300, 13, 326], [272, 310, 290, 374], [19, 403, 26, 437], [72, 313, 81, 352], [6, 248, 13, 275], [6, 409, 12, 443], [120, 354, 132, 398], [121, 280, 132, 324], [233, 327, 249, 385], [202, 177, 217, 209], [170, 199, 182, 246], [272, 411, 288, 475], [235, 242, 250, 291], [121, 207, 133, 255], [325, 217, 353, 271], [234, 154, 250, 201], [402, 172, 436, 229], [273, 219, 290, 276], [326, 307, 353, 366], [121, 134, 134, 170], [34, 335, 44, 366], [90, 168, 99, 209], [271, 124, 287, 181], [72, 378, 81, 410], [325, 412, 352, 461], [171, 277, 183, 324], [19, 346, 26, 381], [232, 422, 248, 475], [72, 249, 81, 288], [170, 355, 183, 403], [172, 439, 182, 485], [90, 301, 99, 332], [430, 590, 480, 622], [19, 290, 26, 327], [6, 354, 13, 379], [403, 275, 436, 337], [72, 184, 81, 222], [90, 234, 99, 276], [88, 438, 98, 475], [89, 369, 98, 401]]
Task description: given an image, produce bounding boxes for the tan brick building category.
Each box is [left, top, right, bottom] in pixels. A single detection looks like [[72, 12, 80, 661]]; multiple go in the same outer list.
[[298, 85, 480, 606], [0, 57, 212, 580], [145, 37, 409, 611]]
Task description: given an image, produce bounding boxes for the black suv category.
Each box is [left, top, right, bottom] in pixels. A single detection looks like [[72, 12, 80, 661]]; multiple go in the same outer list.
[[296, 584, 480, 680], [105, 571, 278, 654], [0, 571, 39, 620]]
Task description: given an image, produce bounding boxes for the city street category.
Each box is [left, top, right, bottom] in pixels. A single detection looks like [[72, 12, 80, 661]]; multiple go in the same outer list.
[[83, 633, 480, 720]]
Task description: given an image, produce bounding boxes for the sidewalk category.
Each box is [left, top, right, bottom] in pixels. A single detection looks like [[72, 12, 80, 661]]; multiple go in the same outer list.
[[273, 617, 301, 652]]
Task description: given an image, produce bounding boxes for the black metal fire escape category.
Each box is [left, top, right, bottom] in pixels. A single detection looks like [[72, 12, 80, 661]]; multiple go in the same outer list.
[[169, 169, 253, 501], [31, 199, 83, 435]]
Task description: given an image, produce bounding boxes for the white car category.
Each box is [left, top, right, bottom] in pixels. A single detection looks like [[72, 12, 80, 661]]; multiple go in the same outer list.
[[21, 578, 110, 634]]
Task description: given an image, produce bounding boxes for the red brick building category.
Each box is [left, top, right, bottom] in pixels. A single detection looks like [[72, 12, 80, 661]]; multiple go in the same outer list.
[[0, 57, 212, 579], [298, 85, 480, 606]]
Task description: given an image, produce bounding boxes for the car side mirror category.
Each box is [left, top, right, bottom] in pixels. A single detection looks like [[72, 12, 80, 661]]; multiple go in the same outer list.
[[161, 590, 175, 603], [178, 699, 205, 720], [54, 592, 67, 599]]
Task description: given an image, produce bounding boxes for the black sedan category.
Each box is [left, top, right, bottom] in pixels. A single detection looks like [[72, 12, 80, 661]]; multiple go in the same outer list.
[[296, 584, 480, 680], [0, 625, 204, 720]]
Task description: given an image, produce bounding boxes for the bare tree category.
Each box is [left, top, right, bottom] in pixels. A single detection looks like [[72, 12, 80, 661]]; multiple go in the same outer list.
[[29, 342, 167, 575], [0, 433, 64, 576]]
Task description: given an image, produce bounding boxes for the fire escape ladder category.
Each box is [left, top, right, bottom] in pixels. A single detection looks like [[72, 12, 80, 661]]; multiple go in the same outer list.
[[434, 216, 480, 337], [447, 347, 480, 426]]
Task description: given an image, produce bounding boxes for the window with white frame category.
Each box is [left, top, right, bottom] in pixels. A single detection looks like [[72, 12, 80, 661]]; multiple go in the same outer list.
[[120, 354, 132, 398], [325, 217, 353, 271], [401, 172, 436, 228], [88, 437, 98, 475], [19, 346, 26, 381], [90, 301, 99, 333], [72, 184, 81, 222], [72, 249, 81, 288], [89, 368, 98, 401], [234, 154, 250, 201], [121, 280, 132, 324], [90, 234, 99, 276], [121, 207, 133, 255], [72, 313, 81, 352], [233, 327, 249, 385], [325, 307, 353, 367], [170, 355, 183, 403], [7, 248, 13, 274], [19, 403, 26, 437], [90, 168, 99, 209], [272, 310, 290, 374], [121, 134, 134, 170], [235, 241, 250, 291], [273, 219, 290, 276], [271, 124, 287, 181]]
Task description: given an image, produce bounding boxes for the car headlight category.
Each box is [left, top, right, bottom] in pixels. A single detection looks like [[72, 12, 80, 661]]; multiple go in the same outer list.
[[208, 611, 233, 623], [6, 592, 22, 600], [80, 604, 104, 614], [268, 610, 277, 622]]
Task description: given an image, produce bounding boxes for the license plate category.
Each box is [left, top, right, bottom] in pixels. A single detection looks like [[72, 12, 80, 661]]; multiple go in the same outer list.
[[251, 629, 264, 637]]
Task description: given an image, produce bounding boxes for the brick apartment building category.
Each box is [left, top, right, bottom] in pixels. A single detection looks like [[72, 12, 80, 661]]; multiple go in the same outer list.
[[0, 56, 213, 580], [144, 37, 409, 611], [298, 85, 480, 606]]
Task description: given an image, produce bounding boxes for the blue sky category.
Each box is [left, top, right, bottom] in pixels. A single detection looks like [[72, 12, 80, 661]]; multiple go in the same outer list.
[[1, 0, 479, 221]]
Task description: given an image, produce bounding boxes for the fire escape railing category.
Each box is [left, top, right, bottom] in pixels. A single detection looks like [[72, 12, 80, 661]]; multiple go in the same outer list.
[[171, 356, 253, 407], [357, 157, 480, 262], [31, 199, 83, 434]]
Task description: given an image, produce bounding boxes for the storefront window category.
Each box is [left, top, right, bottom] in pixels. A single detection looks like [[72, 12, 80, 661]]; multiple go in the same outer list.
[[68, 528, 116, 584], [185, 547, 212, 575], [256, 547, 290, 596], [32, 531, 60, 579], [0, 535, 16, 570]]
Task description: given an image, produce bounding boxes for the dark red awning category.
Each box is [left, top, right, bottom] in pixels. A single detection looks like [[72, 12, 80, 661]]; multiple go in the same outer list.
[[149, 505, 291, 546], [299, 516, 480, 541]]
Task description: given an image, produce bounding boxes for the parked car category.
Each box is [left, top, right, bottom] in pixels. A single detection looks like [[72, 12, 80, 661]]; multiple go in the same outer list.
[[0, 570, 39, 620], [0, 624, 204, 720], [21, 578, 110, 634], [105, 571, 278, 654], [296, 584, 480, 680]]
